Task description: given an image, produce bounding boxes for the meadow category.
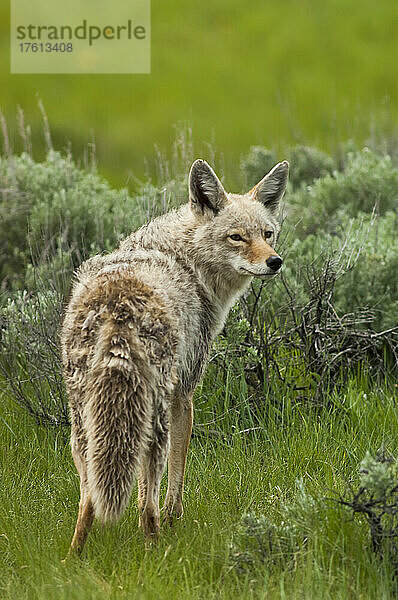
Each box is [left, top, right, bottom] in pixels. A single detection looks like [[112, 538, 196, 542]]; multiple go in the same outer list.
[[1, 127, 398, 598], [1, 0, 397, 186], [1, 379, 397, 599]]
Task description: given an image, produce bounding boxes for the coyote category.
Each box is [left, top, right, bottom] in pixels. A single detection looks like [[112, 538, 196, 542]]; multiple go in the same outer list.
[[61, 158, 288, 554]]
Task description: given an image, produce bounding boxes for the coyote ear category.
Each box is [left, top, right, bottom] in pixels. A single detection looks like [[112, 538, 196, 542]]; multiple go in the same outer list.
[[189, 159, 227, 216], [251, 161, 289, 214]]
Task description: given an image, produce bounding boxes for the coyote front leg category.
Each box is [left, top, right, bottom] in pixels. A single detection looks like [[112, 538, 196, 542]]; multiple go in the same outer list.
[[163, 392, 193, 520]]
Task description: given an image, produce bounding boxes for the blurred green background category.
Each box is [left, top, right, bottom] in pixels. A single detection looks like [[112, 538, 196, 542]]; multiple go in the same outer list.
[[1, 0, 397, 188]]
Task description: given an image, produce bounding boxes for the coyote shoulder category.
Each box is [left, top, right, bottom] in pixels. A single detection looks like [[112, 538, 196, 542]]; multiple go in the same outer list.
[[61, 158, 289, 554]]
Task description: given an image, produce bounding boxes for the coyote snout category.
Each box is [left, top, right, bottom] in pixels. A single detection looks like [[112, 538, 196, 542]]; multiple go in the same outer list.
[[266, 255, 283, 271], [62, 155, 288, 555], [239, 258, 283, 278]]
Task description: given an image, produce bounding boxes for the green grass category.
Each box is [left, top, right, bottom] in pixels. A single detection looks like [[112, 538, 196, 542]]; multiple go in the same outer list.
[[1, 376, 398, 599], [1, 0, 397, 187]]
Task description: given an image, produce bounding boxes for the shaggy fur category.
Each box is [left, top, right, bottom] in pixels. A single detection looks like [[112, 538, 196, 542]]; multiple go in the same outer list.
[[61, 158, 288, 554]]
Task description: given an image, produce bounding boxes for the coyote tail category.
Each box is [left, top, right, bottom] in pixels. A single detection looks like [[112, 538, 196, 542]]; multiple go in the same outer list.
[[83, 307, 171, 523]]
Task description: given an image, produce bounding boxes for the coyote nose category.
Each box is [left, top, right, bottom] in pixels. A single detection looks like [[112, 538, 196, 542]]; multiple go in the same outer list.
[[266, 256, 283, 272]]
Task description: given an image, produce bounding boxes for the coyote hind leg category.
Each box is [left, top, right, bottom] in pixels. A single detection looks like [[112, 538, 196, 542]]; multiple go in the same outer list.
[[138, 402, 170, 538], [69, 495, 94, 556], [163, 392, 193, 521], [67, 435, 95, 557]]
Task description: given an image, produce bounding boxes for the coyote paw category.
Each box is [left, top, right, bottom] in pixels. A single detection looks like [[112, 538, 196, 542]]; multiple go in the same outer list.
[[61, 548, 80, 562], [162, 499, 183, 525], [140, 505, 160, 538]]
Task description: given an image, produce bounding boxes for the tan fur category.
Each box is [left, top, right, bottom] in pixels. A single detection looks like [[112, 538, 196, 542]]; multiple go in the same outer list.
[[245, 239, 278, 264], [61, 158, 288, 554]]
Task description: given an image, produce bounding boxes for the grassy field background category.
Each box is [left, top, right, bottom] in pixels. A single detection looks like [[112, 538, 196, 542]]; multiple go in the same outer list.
[[1, 378, 398, 599], [1, 0, 397, 186]]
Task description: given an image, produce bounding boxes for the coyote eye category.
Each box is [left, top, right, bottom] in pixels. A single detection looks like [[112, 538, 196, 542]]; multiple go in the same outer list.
[[263, 230, 273, 239], [229, 233, 245, 242]]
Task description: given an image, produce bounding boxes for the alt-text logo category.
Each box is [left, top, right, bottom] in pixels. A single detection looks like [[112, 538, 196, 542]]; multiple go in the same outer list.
[[11, 0, 150, 74]]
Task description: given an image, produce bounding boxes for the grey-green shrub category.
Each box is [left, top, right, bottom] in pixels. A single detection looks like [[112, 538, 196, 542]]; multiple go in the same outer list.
[[287, 144, 335, 188], [230, 481, 322, 573], [288, 148, 398, 236], [333, 211, 398, 331], [277, 210, 398, 331], [339, 449, 398, 571], [240, 144, 335, 191], [1, 141, 397, 429], [240, 146, 277, 189], [0, 286, 68, 426], [0, 151, 169, 292]]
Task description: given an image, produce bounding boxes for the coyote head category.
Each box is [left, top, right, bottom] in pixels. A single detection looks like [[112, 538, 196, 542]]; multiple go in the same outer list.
[[188, 158, 288, 279]]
